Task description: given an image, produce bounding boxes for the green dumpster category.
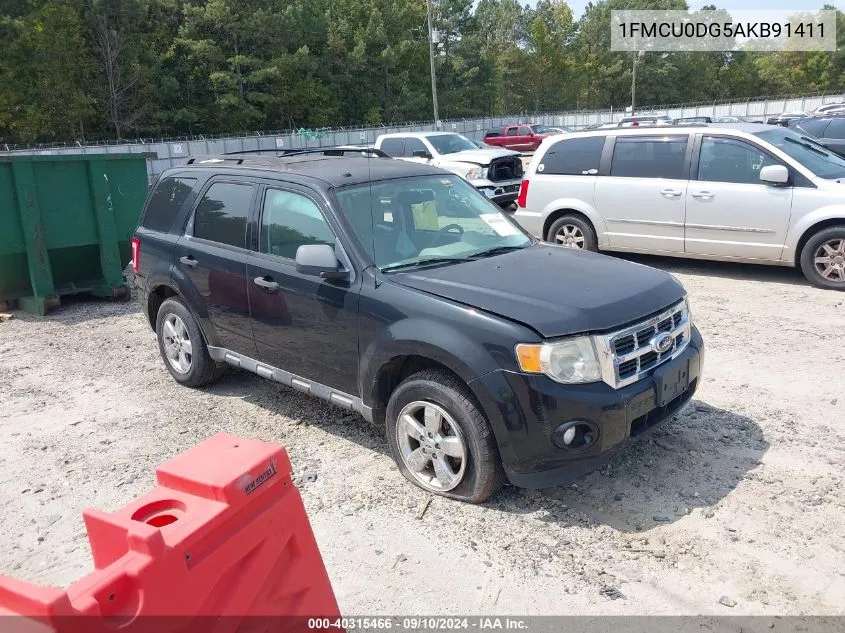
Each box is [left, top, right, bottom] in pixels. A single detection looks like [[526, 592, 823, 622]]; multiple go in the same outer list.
[[0, 153, 153, 315]]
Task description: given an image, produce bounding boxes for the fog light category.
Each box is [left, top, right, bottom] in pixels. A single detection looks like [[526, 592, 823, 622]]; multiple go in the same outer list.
[[553, 420, 598, 451]]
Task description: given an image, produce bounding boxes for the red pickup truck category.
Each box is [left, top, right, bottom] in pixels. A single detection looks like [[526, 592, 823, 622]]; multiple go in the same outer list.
[[483, 124, 555, 151]]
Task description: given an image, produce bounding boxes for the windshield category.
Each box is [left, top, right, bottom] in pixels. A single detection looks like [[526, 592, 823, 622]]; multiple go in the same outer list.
[[755, 127, 845, 179], [335, 175, 532, 271], [426, 134, 477, 155]]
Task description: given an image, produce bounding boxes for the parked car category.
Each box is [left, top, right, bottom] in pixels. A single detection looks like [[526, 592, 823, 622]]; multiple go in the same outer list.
[[133, 149, 703, 503], [766, 112, 809, 126], [788, 115, 845, 157], [482, 124, 555, 151], [713, 116, 744, 123], [513, 124, 845, 290], [810, 102, 845, 116], [675, 116, 712, 123], [546, 126, 572, 134], [618, 115, 673, 127], [374, 132, 523, 208]]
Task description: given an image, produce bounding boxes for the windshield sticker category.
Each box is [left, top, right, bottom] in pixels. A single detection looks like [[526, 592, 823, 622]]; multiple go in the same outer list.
[[480, 213, 520, 236], [538, 164, 545, 172], [441, 178, 453, 186]]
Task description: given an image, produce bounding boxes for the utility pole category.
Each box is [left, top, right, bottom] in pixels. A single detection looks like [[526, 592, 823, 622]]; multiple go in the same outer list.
[[631, 51, 637, 116], [426, 0, 440, 126]]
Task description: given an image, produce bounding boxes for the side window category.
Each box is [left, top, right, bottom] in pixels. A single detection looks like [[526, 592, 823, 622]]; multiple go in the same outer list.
[[519, 127, 532, 136], [142, 177, 196, 233], [794, 119, 830, 137], [380, 138, 404, 157], [193, 182, 254, 248], [540, 137, 604, 176], [697, 137, 780, 185], [822, 119, 845, 139], [260, 189, 335, 259], [506, 127, 519, 136], [403, 137, 428, 157], [610, 136, 689, 180]]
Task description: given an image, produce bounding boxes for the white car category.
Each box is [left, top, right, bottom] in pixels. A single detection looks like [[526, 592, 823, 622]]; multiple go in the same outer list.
[[812, 102, 845, 116], [513, 124, 845, 290], [374, 132, 523, 208]]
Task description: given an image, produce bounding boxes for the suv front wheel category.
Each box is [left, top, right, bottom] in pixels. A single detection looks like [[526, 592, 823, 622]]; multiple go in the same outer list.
[[155, 297, 225, 387], [385, 370, 505, 503], [800, 226, 845, 290]]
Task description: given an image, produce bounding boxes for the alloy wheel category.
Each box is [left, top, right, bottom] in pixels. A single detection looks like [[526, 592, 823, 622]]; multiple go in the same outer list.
[[162, 314, 193, 374], [555, 224, 585, 249], [813, 238, 845, 283], [395, 401, 468, 492]]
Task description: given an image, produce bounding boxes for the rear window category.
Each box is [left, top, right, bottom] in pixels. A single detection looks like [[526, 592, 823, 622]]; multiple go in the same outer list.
[[793, 118, 830, 137], [610, 136, 689, 180], [485, 128, 504, 137], [141, 177, 196, 233], [193, 182, 255, 249], [540, 136, 605, 176], [822, 118, 845, 139]]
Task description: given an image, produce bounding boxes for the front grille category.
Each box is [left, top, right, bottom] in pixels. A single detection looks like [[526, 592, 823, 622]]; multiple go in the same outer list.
[[489, 156, 523, 182], [596, 300, 690, 388]]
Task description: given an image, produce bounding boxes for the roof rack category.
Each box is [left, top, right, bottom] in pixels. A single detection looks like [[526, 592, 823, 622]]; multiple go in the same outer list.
[[220, 146, 389, 158]]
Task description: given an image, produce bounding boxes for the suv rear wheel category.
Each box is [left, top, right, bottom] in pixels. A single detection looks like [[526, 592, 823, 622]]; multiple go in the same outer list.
[[800, 226, 845, 290], [156, 297, 225, 387], [547, 214, 598, 251], [385, 370, 505, 503]]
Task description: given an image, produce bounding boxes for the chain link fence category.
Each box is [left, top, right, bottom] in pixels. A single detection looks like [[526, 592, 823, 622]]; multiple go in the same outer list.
[[3, 92, 843, 182]]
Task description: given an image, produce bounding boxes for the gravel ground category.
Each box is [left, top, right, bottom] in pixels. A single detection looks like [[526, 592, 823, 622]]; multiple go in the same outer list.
[[1, 256, 844, 616]]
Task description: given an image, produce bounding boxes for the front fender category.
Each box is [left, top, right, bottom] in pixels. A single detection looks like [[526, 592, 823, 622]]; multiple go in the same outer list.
[[783, 205, 845, 263]]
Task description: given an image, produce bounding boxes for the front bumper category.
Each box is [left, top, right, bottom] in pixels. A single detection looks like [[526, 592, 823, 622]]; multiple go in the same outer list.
[[470, 326, 703, 489], [470, 178, 522, 207]]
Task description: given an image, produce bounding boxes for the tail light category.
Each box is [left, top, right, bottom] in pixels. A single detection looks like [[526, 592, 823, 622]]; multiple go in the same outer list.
[[516, 179, 529, 208], [131, 237, 140, 273]]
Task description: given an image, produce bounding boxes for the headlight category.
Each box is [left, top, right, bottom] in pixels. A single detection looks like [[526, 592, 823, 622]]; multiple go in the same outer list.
[[515, 336, 602, 384], [465, 166, 487, 180]]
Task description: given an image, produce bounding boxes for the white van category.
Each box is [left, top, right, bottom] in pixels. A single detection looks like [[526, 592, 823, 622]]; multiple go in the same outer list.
[[513, 124, 845, 290]]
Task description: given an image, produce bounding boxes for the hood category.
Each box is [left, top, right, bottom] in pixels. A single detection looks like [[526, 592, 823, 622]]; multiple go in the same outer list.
[[438, 147, 520, 165], [389, 245, 685, 338]]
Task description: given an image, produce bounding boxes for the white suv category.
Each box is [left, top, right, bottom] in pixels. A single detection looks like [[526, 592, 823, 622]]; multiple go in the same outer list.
[[514, 124, 845, 290]]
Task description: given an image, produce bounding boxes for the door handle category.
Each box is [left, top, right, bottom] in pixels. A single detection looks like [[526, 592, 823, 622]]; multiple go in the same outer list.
[[179, 255, 198, 268], [691, 191, 714, 200], [253, 276, 280, 292], [660, 188, 682, 197]]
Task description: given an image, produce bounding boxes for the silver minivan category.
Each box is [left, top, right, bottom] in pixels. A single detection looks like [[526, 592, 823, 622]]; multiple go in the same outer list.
[[514, 124, 845, 290]]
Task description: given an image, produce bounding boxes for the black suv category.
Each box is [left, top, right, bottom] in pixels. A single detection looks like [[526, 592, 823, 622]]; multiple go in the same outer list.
[[132, 150, 704, 503]]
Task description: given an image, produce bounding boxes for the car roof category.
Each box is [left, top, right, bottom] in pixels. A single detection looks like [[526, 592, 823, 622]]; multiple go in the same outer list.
[[378, 131, 459, 139], [543, 122, 775, 142], [172, 155, 448, 188]]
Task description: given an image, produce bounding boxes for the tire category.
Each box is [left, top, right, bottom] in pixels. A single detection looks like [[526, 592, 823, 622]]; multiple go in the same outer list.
[[547, 214, 598, 251], [385, 369, 505, 503], [799, 226, 845, 291], [155, 297, 225, 387]]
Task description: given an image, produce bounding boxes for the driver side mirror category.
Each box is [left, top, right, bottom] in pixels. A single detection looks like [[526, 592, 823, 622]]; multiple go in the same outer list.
[[412, 150, 433, 159], [295, 244, 348, 281], [759, 164, 789, 185]]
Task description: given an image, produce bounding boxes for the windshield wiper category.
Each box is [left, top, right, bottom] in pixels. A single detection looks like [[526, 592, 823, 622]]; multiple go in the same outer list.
[[784, 136, 831, 158], [468, 245, 527, 259], [381, 257, 471, 273]]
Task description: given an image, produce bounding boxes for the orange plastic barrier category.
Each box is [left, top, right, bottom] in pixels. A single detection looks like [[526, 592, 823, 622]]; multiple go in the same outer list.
[[0, 434, 340, 633]]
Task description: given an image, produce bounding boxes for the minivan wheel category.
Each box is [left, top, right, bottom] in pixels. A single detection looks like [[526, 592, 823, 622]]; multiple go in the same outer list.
[[800, 226, 845, 290], [385, 370, 505, 503], [156, 298, 225, 387], [547, 214, 598, 251]]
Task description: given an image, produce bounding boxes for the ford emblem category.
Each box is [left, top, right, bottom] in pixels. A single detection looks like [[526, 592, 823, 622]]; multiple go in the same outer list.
[[651, 332, 674, 354]]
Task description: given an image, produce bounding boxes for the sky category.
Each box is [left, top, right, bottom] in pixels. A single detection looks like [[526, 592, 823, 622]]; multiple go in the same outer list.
[[545, 1, 845, 21]]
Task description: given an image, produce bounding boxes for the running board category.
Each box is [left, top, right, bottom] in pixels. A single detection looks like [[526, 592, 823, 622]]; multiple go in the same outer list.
[[207, 346, 372, 423]]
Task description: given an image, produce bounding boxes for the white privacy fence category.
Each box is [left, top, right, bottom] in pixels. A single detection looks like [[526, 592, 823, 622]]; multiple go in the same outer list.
[[3, 92, 843, 182]]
